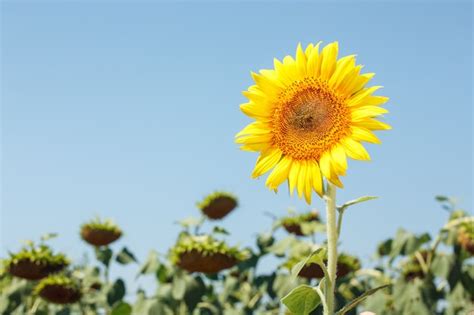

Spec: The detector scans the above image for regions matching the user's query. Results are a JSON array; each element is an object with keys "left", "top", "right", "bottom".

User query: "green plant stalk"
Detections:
[{"left": 324, "top": 183, "right": 338, "bottom": 315}]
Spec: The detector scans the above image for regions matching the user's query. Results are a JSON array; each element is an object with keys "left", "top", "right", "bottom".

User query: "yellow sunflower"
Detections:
[{"left": 235, "top": 41, "right": 390, "bottom": 204}]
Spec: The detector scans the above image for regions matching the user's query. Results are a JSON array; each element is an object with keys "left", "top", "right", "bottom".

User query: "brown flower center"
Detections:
[{"left": 272, "top": 78, "right": 351, "bottom": 160}]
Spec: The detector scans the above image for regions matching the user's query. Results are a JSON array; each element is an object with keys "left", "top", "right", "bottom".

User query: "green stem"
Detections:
[{"left": 324, "top": 183, "right": 338, "bottom": 315}]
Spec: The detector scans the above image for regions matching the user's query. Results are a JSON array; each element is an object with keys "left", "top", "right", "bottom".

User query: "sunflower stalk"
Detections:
[{"left": 324, "top": 182, "right": 338, "bottom": 315}]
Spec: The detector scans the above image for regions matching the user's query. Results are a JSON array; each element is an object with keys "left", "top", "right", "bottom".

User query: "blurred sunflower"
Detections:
[{"left": 236, "top": 41, "right": 390, "bottom": 203}]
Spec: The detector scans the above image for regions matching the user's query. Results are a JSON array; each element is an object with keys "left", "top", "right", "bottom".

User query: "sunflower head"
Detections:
[
  {"left": 236, "top": 42, "right": 390, "bottom": 203},
  {"left": 197, "top": 191, "right": 238, "bottom": 220},
  {"left": 80, "top": 218, "right": 122, "bottom": 247},
  {"left": 280, "top": 211, "right": 320, "bottom": 236},
  {"left": 170, "top": 234, "right": 248, "bottom": 274},
  {"left": 35, "top": 274, "right": 81, "bottom": 304},
  {"left": 457, "top": 221, "right": 474, "bottom": 255},
  {"left": 6, "top": 244, "right": 69, "bottom": 280},
  {"left": 284, "top": 247, "right": 360, "bottom": 279}
]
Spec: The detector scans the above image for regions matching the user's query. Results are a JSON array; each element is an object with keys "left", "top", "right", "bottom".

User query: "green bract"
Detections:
[
  {"left": 281, "top": 211, "right": 320, "bottom": 226},
  {"left": 80, "top": 218, "right": 122, "bottom": 234},
  {"left": 5, "top": 244, "right": 69, "bottom": 280},
  {"left": 170, "top": 234, "right": 247, "bottom": 264}
]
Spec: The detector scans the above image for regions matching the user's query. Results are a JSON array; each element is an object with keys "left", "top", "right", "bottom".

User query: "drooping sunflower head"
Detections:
[{"left": 236, "top": 42, "right": 390, "bottom": 203}]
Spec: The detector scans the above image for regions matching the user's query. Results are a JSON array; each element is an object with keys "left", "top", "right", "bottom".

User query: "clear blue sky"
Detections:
[{"left": 1, "top": 1, "right": 472, "bottom": 291}]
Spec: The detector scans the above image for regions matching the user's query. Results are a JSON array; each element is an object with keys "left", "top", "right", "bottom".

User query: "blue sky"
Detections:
[{"left": 1, "top": 1, "right": 472, "bottom": 292}]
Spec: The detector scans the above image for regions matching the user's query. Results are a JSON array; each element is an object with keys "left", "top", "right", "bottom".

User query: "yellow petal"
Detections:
[
  {"left": 307, "top": 41, "right": 322, "bottom": 77},
  {"left": 345, "top": 73, "right": 374, "bottom": 96},
  {"left": 288, "top": 160, "right": 301, "bottom": 196},
  {"left": 311, "top": 162, "right": 324, "bottom": 197},
  {"left": 351, "top": 126, "right": 381, "bottom": 144},
  {"left": 240, "top": 102, "right": 272, "bottom": 121},
  {"left": 252, "top": 149, "right": 282, "bottom": 178},
  {"left": 320, "top": 42, "right": 339, "bottom": 80},
  {"left": 295, "top": 43, "right": 307, "bottom": 77},
  {"left": 235, "top": 133, "right": 272, "bottom": 145},
  {"left": 355, "top": 118, "right": 392, "bottom": 130},
  {"left": 328, "top": 55, "right": 356, "bottom": 88},
  {"left": 235, "top": 121, "right": 270, "bottom": 138},
  {"left": 352, "top": 106, "right": 389, "bottom": 121},
  {"left": 341, "top": 138, "right": 371, "bottom": 161},
  {"left": 304, "top": 165, "right": 312, "bottom": 204},
  {"left": 297, "top": 160, "right": 307, "bottom": 199},
  {"left": 305, "top": 43, "right": 314, "bottom": 57},
  {"left": 266, "top": 156, "right": 292, "bottom": 189},
  {"left": 330, "top": 145, "right": 347, "bottom": 176},
  {"left": 319, "top": 152, "right": 332, "bottom": 181},
  {"left": 347, "top": 86, "right": 383, "bottom": 107}
]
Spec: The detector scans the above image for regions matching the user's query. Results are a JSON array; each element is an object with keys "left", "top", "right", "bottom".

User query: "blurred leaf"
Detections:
[
  {"left": 430, "top": 254, "right": 452, "bottom": 279},
  {"left": 137, "top": 250, "right": 160, "bottom": 276},
  {"left": 281, "top": 285, "right": 320, "bottom": 315},
  {"left": 95, "top": 247, "right": 113, "bottom": 268},
  {"left": 268, "top": 236, "right": 296, "bottom": 256},
  {"left": 335, "top": 284, "right": 390, "bottom": 315},
  {"left": 212, "top": 226, "right": 230, "bottom": 235},
  {"left": 300, "top": 221, "right": 325, "bottom": 235},
  {"left": 116, "top": 247, "right": 137, "bottom": 265},
  {"left": 107, "top": 279, "right": 126, "bottom": 306},
  {"left": 40, "top": 233, "right": 58, "bottom": 242},
  {"left": 290, "top": 247, "right": 326, "bottom": 280},
  {"left": 257, "top": 233, "right": 274, "bottom": 252},
  {"left": 177, "top": 217, "right": 203, "bottom": 228},
  {"left": 172, "top": 276, "right": 186, "bottom": 300},
  {"left": 111, "top": 302, "right": 132, "bottom": 315}
]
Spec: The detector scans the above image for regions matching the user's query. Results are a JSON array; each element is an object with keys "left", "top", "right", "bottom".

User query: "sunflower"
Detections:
[{"left": 235, "top": 42, "right": 390, "bottom": 203}]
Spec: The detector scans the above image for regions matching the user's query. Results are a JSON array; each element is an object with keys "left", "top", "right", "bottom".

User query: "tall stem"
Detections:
[{"left": 324, "top": 182, "right": 338, "bottom": 315}]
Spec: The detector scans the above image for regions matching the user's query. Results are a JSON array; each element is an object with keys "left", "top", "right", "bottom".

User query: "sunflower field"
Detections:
[{"left": 1, "top": 193, "right": 472, "bottom": 315}]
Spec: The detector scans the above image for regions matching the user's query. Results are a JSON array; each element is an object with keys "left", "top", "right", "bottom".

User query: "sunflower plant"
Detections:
[{"left": 236, "top": 41, "right": 390, "bottom": 314}]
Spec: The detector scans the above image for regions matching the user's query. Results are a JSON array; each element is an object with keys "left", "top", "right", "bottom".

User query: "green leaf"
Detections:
[
  {"left": 268, "top": 236, "right": 296, "bottom": 256},
  {"left": 338, "top": 196, "right": 378, "bottom": 212},
  {"left": 177, "top": 217, "right": 203, "bottom": 228},
  {"left": 95, "top": 247, "right": 113, "bottom": 267},
  {"left": 40, "top": 233, "right": 58, "bottom": 242},
  {"left": 172, "top": 276, "right": 186, "bottom": 300},
  {"left": 290, "top": 247, "right": 326, "bottom": 280},
  {"left": 300, "top": 221, "right": 325, "bottom": 235},
  {"left": 335, "top": 284, "right": 391, "bottom": 315},
  {"left": 281, "top": 285, "right": 321, "bottom": 315},
  {"left": 107, "top": 279, "right": 126, "bottom": 306},
  {"left": 137, "top": 250, "right": 160, "bottom": 276},
  {"left": 115, "top": 247, "right": 137, "bottom": 265},
  {"left": 111, "top": 302, "right": 132, "bottom": 315},
  {"left": 212, "top": 226, "right": 230, "bottom": 235}
]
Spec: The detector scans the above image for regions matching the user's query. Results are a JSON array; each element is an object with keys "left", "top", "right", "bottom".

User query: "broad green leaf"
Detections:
[
  {"left": 111, "top": 302, "right": 132, "bottom": 315},
  {"left": 95, "top": 247, "right": 113, "bottom": 267},
  {"left": 338, "top": 196, "right": 378, "bottom": 212},
  {"left": 267, "top": 236, "right": 296, "bottom": 256},
  {"left": 281, "top": 285, "right": 321, "bottom": 315},
  {"left": 116, "top": 247, "right": 137, "bottom": 265},
  {"left": 335, "top": 284, "right": 390, "bottom": 315},
  {"left": 137, "top": 250, "right": 160, "bottom": 276},
  {"left": 107, "top": 279, "right": 126, "bottom": 306},
  {"left": 300, "top": 221, "right": 325, "bottom": 235},
  {"left": 172, "top": 276, "right": 186, "bottom": 300}
]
